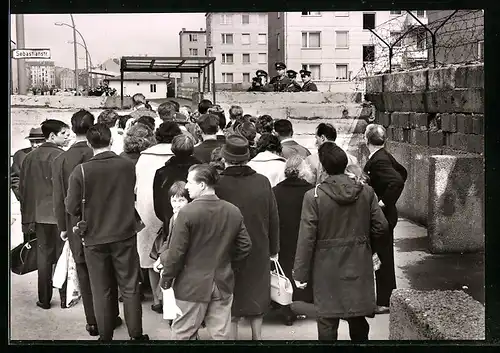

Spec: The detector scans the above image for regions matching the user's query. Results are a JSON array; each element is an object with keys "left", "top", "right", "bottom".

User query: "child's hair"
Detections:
[
  {"left": 345, "top": 164, "right": 370, "bottom": 185},
  {"left": 168, "top": 180, "right": 190, "bottom": 200}
]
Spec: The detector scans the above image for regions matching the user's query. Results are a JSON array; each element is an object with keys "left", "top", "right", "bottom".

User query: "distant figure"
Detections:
[
  {"left": 299, "top": 70, "right": 318, "bottom": 92},
  {"left": 97, "top": 109, "right": 123, "bottom": 155},
  {"left": 284, "top": 70, "right": 302, "bottom": 92},
  {"left": 269, "top": 62, "right": 293, "bottom": 92},
  {"left": 130, "top": 93, "right": 157, "bottom": 122}
]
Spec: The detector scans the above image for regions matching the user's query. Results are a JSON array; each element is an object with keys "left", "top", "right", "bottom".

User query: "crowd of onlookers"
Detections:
[{"left": 12, "top": 92, "right": 407, "bottom": 341}]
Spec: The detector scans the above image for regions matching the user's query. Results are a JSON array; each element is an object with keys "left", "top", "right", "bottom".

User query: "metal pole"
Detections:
[
  {"left": 211, "top": 62, "right": 216, "bottom": 104},
  {"left": 207, "top": 64, "right": 210, "bottom": 95},
  {"left": 120, "top": 69, "right": 124, "bottom": 109},
  {"left": 15, "top": 15, "right": 28, "bottom": 95},
  {"left": 70, "top": 15, "right": 79, "bottom": 95}
]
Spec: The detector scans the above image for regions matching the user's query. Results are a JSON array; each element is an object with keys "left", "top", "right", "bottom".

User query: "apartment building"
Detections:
[
  {"left": 206, "top": 12, "right": 268, "bottom": 84},
  {"left": 179, "top": 28, "right": 207, "bottom": 83},
  {"left": 268, "top": 11, "right": 428, "bottom": 81},
  {"left": 27, "top": 60, "right": 56, "bottom": 88}
]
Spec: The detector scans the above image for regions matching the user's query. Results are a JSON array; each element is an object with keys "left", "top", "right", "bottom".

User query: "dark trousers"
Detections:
[
  {"left": 374, "top": 227, "right": 396, "bottom": 307},
  {"left": 36, "top": 223, "right": 66, "bottom": 305},
  {"left": 84, "top": 235, "right": 142, "bottom": 340},
  {"left": 317, "top": 317, "right": 369, "bottom": 341}
]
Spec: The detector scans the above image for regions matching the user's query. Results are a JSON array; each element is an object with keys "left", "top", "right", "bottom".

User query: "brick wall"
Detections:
[{"left": 364, "top": 64, "right": 484, "bottom": 226}]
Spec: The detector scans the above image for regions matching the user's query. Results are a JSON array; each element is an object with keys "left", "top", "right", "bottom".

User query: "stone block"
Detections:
[
  {"left": 424, "top": 91, "right": 440, "bottom": 113},
  {"left": 366, "top": 75, "right": 384, "bottom": 93},
  {"left": 455, "top": 64, "right": 484, "bottom": 89},
  {"left": 443, "top": 132, "right": 453, "bottom": 148},
  {"left": 428, "top": 155, "right": 484, "bottom": 253},
  {"left": 377, "top": 111, "right": 391, "bottom": 127},
  {"left": 365, "top": 93, "right": 384, "bottom": 111},
  {"left": 436, "top": 90, "right": 454, "bottom": 112},
  {"left": 441, "top": 113, "right": 457, "bottom": 133},
  {"left": 410, "top": 113, "right": 428, "bottom": 130},
  {"left": 389, "top": 289, "right": 485, "bottom": 340},
  {"left": 382, "top": 92, "right": 395, "bottom": 112},
  {"left": 472, "top": 115, "right": 484, "bottom": 135},
  {"left": 452, "top": 88, "right": 484, "bottom": 114},
  {"left": 409, "top": 92, "right": 426, "bottom": 112},
  {"left": 450, "top": 132, "right": 468, "bottom": 151},
  {"left": 392, "top": 127, "right": 405, "bottom": 142},
  {"left": 400, "top": 93, "right": 413, "bottom": 112},
  {"left": 428, "top": 66, "right": 456, "bottom": 90},
  {"left": 402, "top": 129, "right": 411, "bottom": 143},
  {"left": 466, "top": 134, "right": 484, "bottom": 154},
  {"left": 456, "top": 113, "right": 474, "bottom": 134},
  {"left": 386, "top": 126, "right": 394, "bottom": 141},
  {"left": 411, "top": 129, "right": 429, "bottom": 146},
  {"left": 392, "top": 112, "right": 410, "bottom": 129},
  {"left": 428, "top": 130, "right": 445, "bottom": 148},
  {"left": 408, "top": 69, "right": 428, "bottom": 92}
]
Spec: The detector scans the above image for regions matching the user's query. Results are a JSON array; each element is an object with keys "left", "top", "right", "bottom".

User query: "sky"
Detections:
[{"left": 10, "top": 13, "right": 206, "bottom": 69}]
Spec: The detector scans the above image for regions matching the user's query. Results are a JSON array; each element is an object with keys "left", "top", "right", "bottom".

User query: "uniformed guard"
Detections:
[
  {"left": 248, "top": 70, "right": 273, "bottom": 92},
  {"left": 269, "top": 62, "right": 293, "bottom": 92},
  {"left": 299, "top": 69, "right": 318, "bottom": 92},
  {"left": 285, "top": 70, "right": 302, "bottom": 92}
]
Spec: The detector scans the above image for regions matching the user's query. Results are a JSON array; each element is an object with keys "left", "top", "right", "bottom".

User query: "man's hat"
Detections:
[
  {"left": 221, "top": 135, "right": 250, "bottom": 163},
  {"left": 256, "top": 70, "right": 268, "bottom": 77},
  {"left": 25, "top": 127, "right": 44, "bottom": 140},
  {"left": 300, "top": 69, "right": 312, "bottom": 77},
  {"left": 275, "top": 62, "right": 286, "bottom": 70},
  {"left": 287, "top": 70, "right": 298, "bottom": 79}
]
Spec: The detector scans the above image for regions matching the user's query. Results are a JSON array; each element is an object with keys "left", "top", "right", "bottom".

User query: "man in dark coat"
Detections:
[
  {"left": 52, "top": 110, "right": 121, "bottom": 336},
  {"left": 293, "top": 143, "right": 388, "bottom": 341},
  {"left": 273, "top": 156, "right": 314, "bottom": 326},
  {"left": 274, "top": 119, "right": 311, "bottom": 159},
  {"left": 159, "top": 164, "right": 252, "bottom": 340},
  {"left": 363, "top": 124, "right": 407, "bottom": 314},
  {"left": 214, "top": 135, "right": 280, "bottom": 340},
  {"left": 65, "top": 123, "right": 148, "bottom": 341},
  {"left": 300, "top": 69, "right": 318, "bottom": 92},
  {"left": 284, "top": 70, "right": 302, "bottom": 92},
  {"left": 269, "top": 62, "right": 293, "bottom": 92},
  {"left": 193, "top": 114, "right": 225, "bottom": 163},
  {"left": 19, "top": 119, "right": 71, "bottom": 309}
]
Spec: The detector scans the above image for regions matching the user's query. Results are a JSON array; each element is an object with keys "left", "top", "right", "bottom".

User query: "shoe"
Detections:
[
  {"left": 201, "top": 321, "right": 206, "bottom": 328},
  {"left": 151, "top": 304, "right": 163, "bottom": 314},
  {"left": 60, "top": 299, "right": 68, "bottom": 309},
  {"left": 118, "top": 296, "right": 123, "bottom": 303},
  {"left": 284, "top": 315, "right": 295, "bottom": 326},
  {"left": 86, "top": 324, "right": 99, "bottom": 337},
  {"left": 36, "top": 301, "right": 51, "bottom": 310},
  {"left": 115, "top": 316, "right": 123, "bottom": 329},
  {"left": 374, "top": 306, "right": 390, "bottom": 314},
  {"left": 130, "top": 334, "right": 149, "bottom": 341}
]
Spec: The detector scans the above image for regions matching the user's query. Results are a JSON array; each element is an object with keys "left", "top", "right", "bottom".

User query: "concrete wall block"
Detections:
[
  {"left": 382, "top": 92, "right": 395, "bottom": 112},
  {"left": 455, "top": 64, "right": 484, "bottom": 89},
  {"left": 436, "top": 90, "right": 454, "bottom": 112},
  {"left": 443, "top": 132, "right": 453, "bottom": 148},
  {"left": 408, "top": 69, "right": 428, "bottom": 92},
  {"left": 428, "top": 66, "right": 456, "bottom": 90},
  {"left": 410, "top": 112, "right": 428, "bottom": 130},
  {"left": 392, "top": 112, "right": 410, "bottom": 129},
  {"left": 392, "top": 127, "right": 405, "bottom": 142},
  {"left": 400, "top": 93, "right": 413, "bottom": 112},
  {"left": 402, "top": 129, "right": 411, "bottom": 143},
  {"left": 411, "top": 129, "right": 429, "bottom": 146},
  {"left": 441, "top": 113, "right": 457, "bottom": 132},
  {"left": 389, "top": 289, "right": 485, "bottom": 340},
  {"left": 424, "top": 91, "right": 440, "bottom": 113},
  {"left": 466, "top": 134, "right": 484, "bottom": 155},
  {"left": 429, "top": 130, "right": 445, "bottom": 148},
  {"left": 450, "top": 132, "right": 468, "bottom": 151},
  {"left": 378, "top": 111, "right": 391, "bottom": 127},
  {"left": 366, "top": 75, "right": 384, "bottom": 93},
  {"left": 386, "top": 126, "right": 394, "bottom": 141},
  {"left": 472, "top": 114, "right": 484, "bottom": 135},
  {"left": 365, "top": 93, "right": 385, "bottom": 111},
  {"left": 456, "top": 113, "right": 474, "bottom": 134},
  {"left": 409, "top": 92, "right": 426, "bottom": 112},
  {"left": 428, "top": 155, "right": 484, "bottom": 253},
  {"left": 452, "top": 88, "right": 484, "bottom": 114}
]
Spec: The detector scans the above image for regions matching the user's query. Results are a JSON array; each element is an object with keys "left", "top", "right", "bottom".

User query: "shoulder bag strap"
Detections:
[{"left": 80, "top": 164, "right": 86, "bottom": 222}]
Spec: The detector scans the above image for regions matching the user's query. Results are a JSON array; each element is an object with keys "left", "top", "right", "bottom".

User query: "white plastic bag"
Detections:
[
  {"left": 270, "top": 259, "right": 293, "bottom": 306},
  {"left": 66, "top": 248, "right": 81, "bottom": 307},
  {"left": 53, "top": 241, "right": 69, "bottom": 289},
  {"left": 162, "top": 287, "right": 182, "bottom": 320}
]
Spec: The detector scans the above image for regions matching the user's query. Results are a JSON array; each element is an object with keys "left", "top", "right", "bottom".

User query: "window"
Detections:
[
  {"left": 363, "top": 45, "right": 375, "bottom": 62},
  {"left": 277, "top": 33, "right": 281, "bottom": 50},
  {"left": 242, "top": 33, "right": 250, "bottom": 45},
  {"left": 221, "top": 53, "right": 234, "bottom": 64},
  {"left": 243, "top": 73, "right": 250, "bottom": 82},
  {"left": 301, "top": 64, "right": 321, "bottom": 80},
  {"left": 222, "top": 73, "right": 234, "bottom": 83},
  {"left": 391, "top": 31, "right": 402, "bottom": 47},
  {"left": 301, "top": 11, "right": 321, "bottom": 16},
  {"left": 416, "top": 10, "right": 425, "bottom": 17},
  {"left": 478, "top": 40, "right": 484, "bottom": 60},
  {"left": 335, "top": 12, "right": 349, "bottom": 17},
  {"left": 222, "top": 33, "right": 234, "bottom": 44},
  {"left": 302, "top": 32, "right": 321, "bottom": 48},
  {"left": 258, "top": 53, "right": 267, "bottom": 64},
  {"left": 390, "top": 10, "right": 402, "bottom": 15},
  {"left": 363, "top": 13, "right": 375, "bottom": 30},
  {"left": 189, "top": 48, "right": 198, "bottom": 56},
  {"left": 220, "top": 14, "right": 233, "bottom": 25},
  {"left": 150, "top": 84, "right": 157, "bottom": 93},
  {"left": 258, "top": 34, "right": 267, "bottom": 45},
  {"left": 258, "top": 13, "right": 266, "bottom": 24},
  {"left": 336, "top": 64, "right": 348, "bottom": 80},
  {"left": 242, "top": 14, "right": 250, "bottom": 24},
  {"left": 189, "top": 34, "right": 198, "bottom": 42},
  {"left": 242, "top": 53, "right": 251, "bottom": 64},
  {"left": 335, "top": 31, "right": 349, "bottom": 48}
]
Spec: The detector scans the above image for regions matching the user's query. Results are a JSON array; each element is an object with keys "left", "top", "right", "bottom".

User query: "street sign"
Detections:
[{"left": 12, "top": 49, "right": 51, "bottom": 59}]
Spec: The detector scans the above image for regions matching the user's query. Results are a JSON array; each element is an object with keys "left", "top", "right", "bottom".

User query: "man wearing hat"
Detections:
[
  {"left": 299, "top": 69, "right": 318, "bottom": 92},
  {"left": 248, "top": 70, "right": 273, "bottom": 92},
  {"left": 11, "top": 127, "right": 45, "bottom": 203},
  {"left": 269, "top": 62, "right": 293, "bottom": 92},
  {"left": 285, "top": 70, "right": 302, "bottom": 92}
]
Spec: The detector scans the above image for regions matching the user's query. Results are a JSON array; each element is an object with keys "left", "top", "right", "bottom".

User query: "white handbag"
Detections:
[{"left": 270, "top": 259, "right": 293, "bottom": 306}]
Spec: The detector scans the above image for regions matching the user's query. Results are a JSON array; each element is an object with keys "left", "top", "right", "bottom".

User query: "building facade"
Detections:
[
  {"left": 107, "top": 72, "right": 170, "bottom": 99},
  {"left": 179, "top": 28, "right": 207, "bottom": 83},
  {"left": 206, "top": 12, "right": 268, "bottom": 84},
  {"left": 27, "top": 60, "right": 56, "bottom": 88},
  {"left": 268, "top": 11, "right": 429, "bottom": 82}
]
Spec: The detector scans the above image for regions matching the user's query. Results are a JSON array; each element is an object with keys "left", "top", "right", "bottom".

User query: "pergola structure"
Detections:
[{"left": 119, "top": 56, "right": 217, "bottom": 108}]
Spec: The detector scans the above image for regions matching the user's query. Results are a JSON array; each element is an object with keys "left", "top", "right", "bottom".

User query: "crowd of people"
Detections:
[{"left": 12, "top": 92, "right": 408, "bottom": 341}]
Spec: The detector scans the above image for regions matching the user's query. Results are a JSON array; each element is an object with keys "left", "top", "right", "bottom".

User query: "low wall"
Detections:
[
  {"left": 10, "top": 95, "right": 133, "bottom": 109},
  {"left": 389, "top": 289, "right": 485, "bottom": 340}
]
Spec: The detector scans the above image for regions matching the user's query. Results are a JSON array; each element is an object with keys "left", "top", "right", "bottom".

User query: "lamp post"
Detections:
[{"left": 68, "top": 41, "right": 94, "bottom": 89}]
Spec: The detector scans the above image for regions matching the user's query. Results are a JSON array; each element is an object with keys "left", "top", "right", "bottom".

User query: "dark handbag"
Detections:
[
  {"left": 11, "top": 238, "right": 37, "bottom": 275},
  {"left": 149, "top": 226, "right": 166, "bottom": 261}
]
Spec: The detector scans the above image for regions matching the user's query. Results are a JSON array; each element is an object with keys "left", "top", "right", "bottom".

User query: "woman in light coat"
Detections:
[
  {"left": 135, "top": 121, "right": 183, "bottom": 312},
  {"left": 247, "top": 133, "right": 286, "bottom": 187}
]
